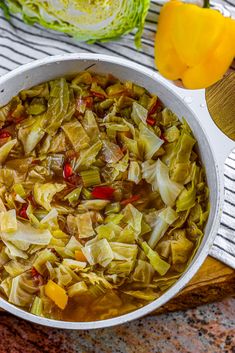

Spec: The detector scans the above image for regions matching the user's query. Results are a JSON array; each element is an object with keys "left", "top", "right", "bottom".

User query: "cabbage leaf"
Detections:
[
  {"left": 148, "top": 207, "right": 178, "bottom": 248},
  {"left": 82, "top": 238, "right": 113, "bottom": 267},
  {"left": 156, "top": 159, "right": 183, "bottom": 207},
  {"left": 33, "top": 182, "right": 66, "bottom": 211}
]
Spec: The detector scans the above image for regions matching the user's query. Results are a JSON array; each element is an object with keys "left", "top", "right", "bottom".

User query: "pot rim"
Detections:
[{"left": 0, "top": 53, "right": 222, "bottom": 330}]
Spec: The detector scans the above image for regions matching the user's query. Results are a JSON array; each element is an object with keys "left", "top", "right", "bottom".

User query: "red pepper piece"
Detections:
[
  {"left": 63, "top": 162, "right": 73, "bottom": 179},
  {"left": 31, "top": 267, "right": 40, "bottom": 278},
  {"left": 91, "top": 91, "right": 106, "bottom": 99},
  {"left": 121, "top": 195, "right": 140, "bottom": 206},
  {"left": 146, "top": 117, "right": 156, "bottom": 126},
  {"left": 92, "top": 186, "right": 115, "bottom": 200},
  {"left": 76, "top": 96, "right": 93, "bottom": 111},
  {"left": 15, "top": 118, "right": 24, "bottom": 124},
  {"left": 19, "top": 204, "right": 29, "bottom": 219},
  {"left": 84, "top": 96, "right": 93, "bottom": 108},
  {"left": 31, "top": 267, "right": 44, "bottom": 286},
  {"left": 0, "top": 131, "right": 11, "bottom": 139},
  {"left": 148, "top": 99, "right": 162, "bottom": 116},
  {"left": 27, "top": 193, "right": 37, "bottom": 208}
]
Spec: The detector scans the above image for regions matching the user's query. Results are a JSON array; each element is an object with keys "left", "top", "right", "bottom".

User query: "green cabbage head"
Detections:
[{"left": 5, "top": 0, "right": 150, "bottom": 47}]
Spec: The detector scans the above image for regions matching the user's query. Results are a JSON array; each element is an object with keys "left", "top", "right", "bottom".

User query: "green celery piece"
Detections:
[
  {"left": 80, "top": 169, "right": 101, "bottom": 187},
  {"left": 31, "top": 296, "right": 43, "bottom": 316}
]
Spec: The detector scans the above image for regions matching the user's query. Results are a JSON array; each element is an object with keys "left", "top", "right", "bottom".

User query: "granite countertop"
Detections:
[{"left": 0, "top": 297, "right": 234, "bottom": 353}]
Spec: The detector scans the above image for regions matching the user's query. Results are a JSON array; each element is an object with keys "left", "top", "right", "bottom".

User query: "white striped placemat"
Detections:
[{"left": 0, "top": 0, "right": 234, "bottom": 268}]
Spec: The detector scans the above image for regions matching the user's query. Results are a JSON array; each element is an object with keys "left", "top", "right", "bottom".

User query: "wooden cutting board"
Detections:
[{"left": 154, "top": 256, "right": 235, "bottom": 314}]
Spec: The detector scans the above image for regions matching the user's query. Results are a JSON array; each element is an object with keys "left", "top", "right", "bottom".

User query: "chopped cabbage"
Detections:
[
  {"left": 148, "top": 207, "right": 178, "bottom": 248},
  {"left": 82, "top": 239, "right": 113, "bottom": 267},
  {"left": 156, "top": 159, "right": 183, "bottom": 207},
  {"left": 0, "top": 209, "right": 17, "bottom": 233},
  {"left": 76, "top": 212, "right": 95, "bottom": 238},
  {"left": 133, "top": 259, "right": 154, "bottom": 284},
  {"left": 62, "top": 119, "right": 90, "bottom": 151},
  {"left": 18, "top": 116, "right": 45, "bottom": 154},
  {"left": 110, "top": 242, "right": 138, "bottom": 261},
  {"left": 122, "top": 204, "right": 143, "bottom": 236},
  {"left": 0, "top": 139, "right": 17, "bottom": 165},
  {"left": 131, "top": 102, "right": 148, "bottom": 125},
  {"left": 33, "top": 183, "right": 66, "bottom": 211},
  {"left": 139, "top": 123, "right": 164, "bottom": 160},
  {"left": 142, "top": 242, "right": 170, "bottom": 276},
  {"left": 0, "top": 71, "right": 209, "bottom": 321}
]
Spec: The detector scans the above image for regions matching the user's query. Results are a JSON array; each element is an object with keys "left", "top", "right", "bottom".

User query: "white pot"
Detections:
[{"left": 0, "top": 54, "right": 233, "bottom": 330}]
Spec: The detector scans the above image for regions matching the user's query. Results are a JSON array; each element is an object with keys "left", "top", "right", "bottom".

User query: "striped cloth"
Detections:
[{"left": 0, "top": 0, "right": 234, "bottom": 268}]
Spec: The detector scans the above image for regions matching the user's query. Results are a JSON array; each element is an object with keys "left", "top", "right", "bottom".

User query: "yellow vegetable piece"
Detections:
[
  {"left": 75, "top": 250, "right": 87, "bottom": 262},
  {"left": 155, "top": 0, "right": 235, "bottom": 89},
  {"left": 44, "top": 280, "right": 68, "bottom": 310}
]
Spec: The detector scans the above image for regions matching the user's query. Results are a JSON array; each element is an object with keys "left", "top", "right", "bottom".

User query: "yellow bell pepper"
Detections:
[
  {"left": 45, "top": 280, "right": 68, "bottom": 310},
  {"left": 155, "top": 0, "right": 235, "bottom": 89}
]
